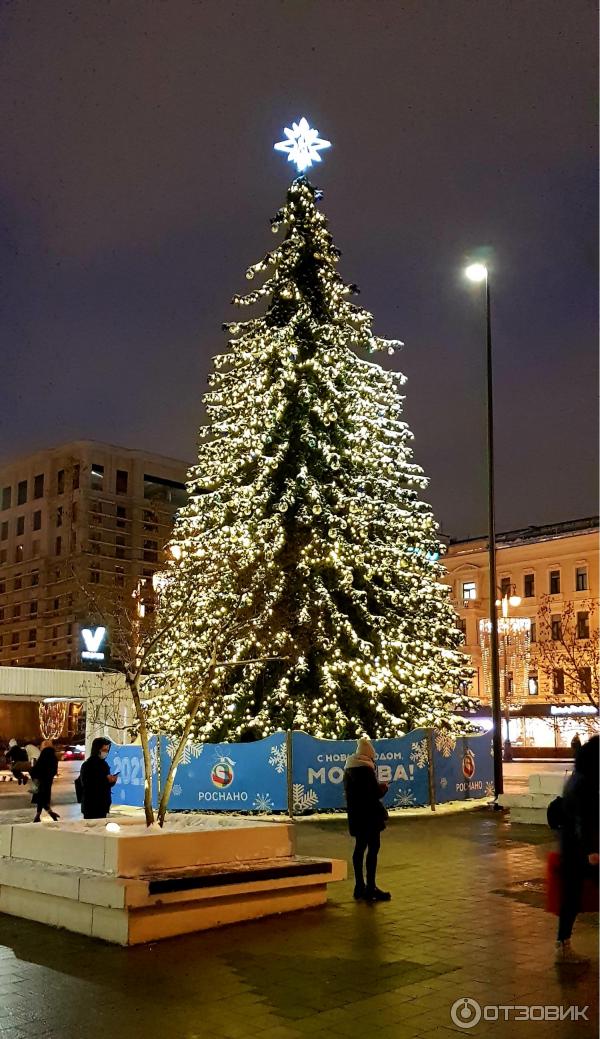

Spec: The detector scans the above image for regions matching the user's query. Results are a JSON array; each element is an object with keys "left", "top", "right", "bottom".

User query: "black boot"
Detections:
[
  {"left": 353, "top": 883, "right": 367, "bottom": 900},
  {"left": 365, "top": 887, "right": 391, "bottom": 902}
]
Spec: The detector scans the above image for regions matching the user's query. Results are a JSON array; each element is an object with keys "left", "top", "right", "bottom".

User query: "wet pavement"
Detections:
[{"left": 0, "top": 809, "right": 597, "bottom": 1039}]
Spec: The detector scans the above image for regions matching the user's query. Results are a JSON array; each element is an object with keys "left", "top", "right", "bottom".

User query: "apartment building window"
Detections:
[
  {"left": 551, "top": 615, "right": 561, "bottom": 641},
  {"left": 143, "top": 474, "right": 187, "bottom": 507},
  {"left": 89, "top": 568, "right": 100, "bottom": 584},
  {"left": 14, "top": 574, "right": 22, "bottom": 591},
  {"left": 33, "top": 510, "right": 42, "bottom": 531},
  {"left": 15, "top": 544, "right": 23, "bottom": 562},
  {"left": 577, "top": 611, "right": 590, "bottom": 639},
  {"left": 91, "top": 464, "right": 104, "bottom": 490},
  {"left": 72, "top": 502, "right": 78, "bottom": 523},
  {"left": 143, "top": 509, "right": 158, "bottom": 532},
  {"left": 143, "top": 539, "right": 158, "bottom": 563},
  {"left": 0, "top": 607, "right": 3, "bottom": 622},
  {"left": 16, "top": 516, "right": 25, "bottom": 536},
  {"left": 30, "top": 601, "right": 38, "bottom": 617},
  {"left": 462, "top": 581, "right": 477, "bottom": 601},
  {"left": 89, "top": 534, "right": 101, "bottom": 555},
  {"left": 116, "top": 469, "right": 128, "bottom": 494},
  {"left": 53, "top": 597, "right": 59, "bottom": 612},
  {"left": 116, "top": 506, "right": 127, "bottom": 529},
  {"left": 0, "top": 549, "right": 7, "bottom": 565},
  {"left": 457, "top": 617, "right": 467, "bottom": 642},
  {"left": 575, "top": 566, "right": 588, "bottom": 592},
  {"left": 0, "top": 522, "right": 7, "bottom": 541},
  {"left": 528, "top": 673, "right": 539, "bottom": 696},
  {"left": 579, "top": 667, "right": 592, "bottom": 698},
  {"left": 72, "top": 465, "right": 80, "bottom": 491},
  {"left": 500, "top": 576, "right": 511, "bottom": 598},
  {"left": 549, "top": 570, "right": 561, "bottom": 595},
  {"left": 0, "top": 578, "right": 5, "bottom": 593},
  {"left": 55, "top": 536, "right": 62, "bottom": 556},
  {"left": 530, "top": 621, "right": 537, "bottom": 643},
  {"left": 17, "top": 480, "right": 27, "bottom": 505},
  {"left": 523, "top": 573, "right": 535, "bottom": 598},
  {"left": 115, "top": 565, "right": 125, "bottom": 587},
  {"left": 33, "top": 474, "right": 44, "bottom": 499},
  {"left": 31, "top": 540, "right": 40, "bottom": 558},
  {"left": 115, "top": 535, "right": 126, "bottom": 559},
  {"left": 31, "top": 570, "right": 39, "bottom": 587},
  {"left": 57, "top": 469, "right": 65, "bottom": 494},
  {"left": 28, "top": 629, "right": 36, "bottom": 648},
  {"left": 552, "top": 669, "right": 565, "bottom": 696},
  {"left": 1, "top": 487, "right": 11, "bottom": 510},
  {"left": 12, "top": 604, "right": 21, "bottom": 619},
  {"left": 11, "top": 632, "right": 19, "bottom": 649},
  {"left": 56, "top": 506, "right": 63, "bottom": 528}
]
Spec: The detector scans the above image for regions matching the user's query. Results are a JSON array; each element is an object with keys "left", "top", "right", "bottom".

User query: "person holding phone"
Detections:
[{"left": 79, "top": 737, "right": 119, "bottom": 820}]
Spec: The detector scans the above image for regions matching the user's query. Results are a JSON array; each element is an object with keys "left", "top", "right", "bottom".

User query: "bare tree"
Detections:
[{"left": 536, "top": 596, "right": 599, "bottom": 711}]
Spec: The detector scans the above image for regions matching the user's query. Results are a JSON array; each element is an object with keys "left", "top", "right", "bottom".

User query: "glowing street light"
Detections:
[{"left": 465, "top": 262, "right": 488, "bottom": 283}]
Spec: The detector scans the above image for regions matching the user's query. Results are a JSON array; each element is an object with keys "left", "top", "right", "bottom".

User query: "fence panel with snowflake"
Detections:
[
  {"left": 432, "top": 731, "right": 494, "bottom": 803},
  {"left": 158, "top": 732, "right": 288, "bottom": 812},
  {"left": 110, "top": 738, "right": 159, "bottom": 808},
  {"left": 291, "top": 729, "right": 430, "bottom": 813}
]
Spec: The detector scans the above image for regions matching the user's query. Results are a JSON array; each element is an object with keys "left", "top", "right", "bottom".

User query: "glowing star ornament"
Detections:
[{"left": 274, "top": 117, "right": 331, "bottom": 173}]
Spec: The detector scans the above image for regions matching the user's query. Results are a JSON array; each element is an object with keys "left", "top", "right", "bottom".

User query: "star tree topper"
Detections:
[{"left": 274, "top": 117, "right": 331, "bottom": 173}]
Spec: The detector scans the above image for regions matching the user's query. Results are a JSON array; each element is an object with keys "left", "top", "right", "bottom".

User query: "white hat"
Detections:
[{"left": 356, "top": 735, "right": 375, "bottom": 760}]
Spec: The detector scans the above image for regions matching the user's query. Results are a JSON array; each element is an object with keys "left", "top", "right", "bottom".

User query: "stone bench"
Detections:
[
  {"left": 0, "top": 818, "right": 346, "bottom": 944},
  {"left": 498, "top": 771, "right": 568, "bottom": 824}
]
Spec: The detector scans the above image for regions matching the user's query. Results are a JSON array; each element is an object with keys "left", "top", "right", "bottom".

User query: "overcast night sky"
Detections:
[{"left": 1, "top": 0, "right": 597, "bottom": 539}]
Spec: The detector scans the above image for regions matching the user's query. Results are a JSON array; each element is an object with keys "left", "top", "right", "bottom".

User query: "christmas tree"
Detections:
[{"left": 148, "top": 120, "right": 475, "bottom": 742}]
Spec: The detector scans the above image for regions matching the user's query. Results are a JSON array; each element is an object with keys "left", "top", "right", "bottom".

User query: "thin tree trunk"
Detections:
[{"left": 128, "top": 675, "right": 155, "bottom": 826}]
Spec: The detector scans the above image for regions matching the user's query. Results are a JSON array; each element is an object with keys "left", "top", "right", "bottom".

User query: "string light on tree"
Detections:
[{"left": 146, "top": 122, "right": 476, "bottom": 742}]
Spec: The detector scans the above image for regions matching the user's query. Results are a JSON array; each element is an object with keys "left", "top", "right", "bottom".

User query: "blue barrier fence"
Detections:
[{"left": 107, "top": 729, "right": 494, "bottom": 813}]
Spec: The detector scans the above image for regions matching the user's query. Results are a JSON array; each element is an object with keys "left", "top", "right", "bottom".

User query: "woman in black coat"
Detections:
[
  {"left": 79, "top": 738, "right": 118, "bottom": 819},
  {"left": 555, "top": 735, "right": 599, "bottom": 963},
  {"left": 31, "top": 743, "right": 59, "bottom": 822},
  {"left": 344, "top": 736, "right": 391, "bottom": 902}
]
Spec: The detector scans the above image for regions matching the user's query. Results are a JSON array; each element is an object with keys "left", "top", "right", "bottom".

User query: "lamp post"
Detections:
[
  {"left": 495, "top": 586, "right": 522, "bottom": 762},
  {"left": 465, "top": 262, "right": 503, "bottom": 798}
]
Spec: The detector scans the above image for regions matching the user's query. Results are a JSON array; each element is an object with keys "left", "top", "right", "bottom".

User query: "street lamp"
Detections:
[{"left": 464, "top": 261, "right": 504, "bottom": 799}]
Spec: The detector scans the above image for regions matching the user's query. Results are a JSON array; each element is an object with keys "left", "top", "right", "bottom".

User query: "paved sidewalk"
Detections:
[{"left": 0, "top": 810, "right": 597, "bottom": 1039}]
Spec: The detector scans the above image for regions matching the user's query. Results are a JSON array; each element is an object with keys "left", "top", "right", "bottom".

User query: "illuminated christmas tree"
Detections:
[{"left": 148, "top": 120, "right": 475, "bottom": 741}]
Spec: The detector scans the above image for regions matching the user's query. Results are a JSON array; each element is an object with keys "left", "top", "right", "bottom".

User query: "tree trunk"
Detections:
[{"left": 128, "top": 676, "right": 155, "bottom": 826}]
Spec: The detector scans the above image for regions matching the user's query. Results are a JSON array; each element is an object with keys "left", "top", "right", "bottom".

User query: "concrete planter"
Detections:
[{"left": 0, "top": 817, "right": 346, "bottom": 945}]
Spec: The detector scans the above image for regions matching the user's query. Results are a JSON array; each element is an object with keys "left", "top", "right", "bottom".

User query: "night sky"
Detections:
[{"left": 1, "top": 1, "right": 597, "bottom": 539}]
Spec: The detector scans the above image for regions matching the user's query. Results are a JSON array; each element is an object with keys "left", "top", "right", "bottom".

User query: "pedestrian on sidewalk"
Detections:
[
  {"left": 570, "top": 732, "right": 582, "bottom": 755},
  {"left": 555, "top": 734, "right": 599, "bottom": 963},
  {"left": 31, "top": 742, "right": 60, "bottom": 822},
  {"left": 6, "top": 739, "right": 30, "bottom": 785},
  {"left": 344, "top": 735, "right": 391, "bottom": 902},
  {"left": 79, "top": 738, "right": 118, "bottom": 819}
]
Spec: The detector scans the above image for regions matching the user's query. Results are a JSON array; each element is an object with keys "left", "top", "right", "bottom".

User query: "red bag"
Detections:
[{"left": 546, "top": 851, "right": 599, "bottom": 915}]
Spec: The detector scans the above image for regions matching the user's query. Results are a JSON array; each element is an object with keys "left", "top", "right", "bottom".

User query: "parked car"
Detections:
[{"left": 61, "top": 745, "right": 85, "bottom": 761}]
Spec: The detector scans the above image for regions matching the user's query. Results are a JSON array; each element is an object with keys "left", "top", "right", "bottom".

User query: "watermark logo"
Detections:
[
  {"left": 450, "top": 998, "right": 589, "bottom": 1028},
  {"left": 451, "top": 999, "right": 481, "bottom": 1029}
]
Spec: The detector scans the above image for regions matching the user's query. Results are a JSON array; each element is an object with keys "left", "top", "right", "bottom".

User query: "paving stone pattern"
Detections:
[{"left": 0, "top": 810, "right": 597, "bottom": 1039}]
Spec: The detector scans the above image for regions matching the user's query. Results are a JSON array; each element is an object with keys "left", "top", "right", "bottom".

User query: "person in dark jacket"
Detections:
[
  {"left": 555, "top": 735, "right": 599, "bottom": 963},
  {"left": 79, "top": 738, "right": 118, "bottom": 819},
  {"left": 6, "top": 739, "right": 30, "bottom": 785},
  {"left": 31, "top": 742, "right": 60, "bottom": 822},
  {"left": 344, "top": 736, "right": 391, "bottom": 902}
]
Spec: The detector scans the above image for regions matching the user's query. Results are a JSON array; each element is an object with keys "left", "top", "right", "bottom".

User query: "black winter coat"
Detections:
[
  {"left": 80, "top": 755, "right": 112, "bottom": 819},
  {"left": 560, "top": 770, "right": 599, "bottom": 863},
  {"left": 31, "top": 748, "right": 58, "bottom": 808},
  {"left": 344, "top": 765, "right": 388, "bottom": 837}
]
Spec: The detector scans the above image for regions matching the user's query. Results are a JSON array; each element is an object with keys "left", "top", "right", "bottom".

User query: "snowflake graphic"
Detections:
[
  {"left": 253, "top": 793, "right": 274, "bottom": 813},
  {"left": 393, "top": 788, "right": 416, "bottom": 808},
  {"left": 440, "top": 777, "right": 448, "bottom": 789},
  {"left": 434, "top": 730, "right": 456, "bottom": 758},
  {"left": 292, "top": 784, "right": 319, "bottom": 813},
  {"left": 166, "top": 740, "right": 204, "bottom": 765},
  {"left": 410, "top": 738, "right": 429, "bottom": 770},
  {"left": 119, "top": 789, "right": 126, "bottom": 801},
  {"left": 172, "top": 784, "right": 182, "bottom": 798},
  {"left": 149, "top": 744, "right": 159, "bottom": 775},
  {"left": 268, "top": 742, "right": 287, "bottom": 774},
  {"left": 485, "top": 781, "right": 495, "bottom": 797}
]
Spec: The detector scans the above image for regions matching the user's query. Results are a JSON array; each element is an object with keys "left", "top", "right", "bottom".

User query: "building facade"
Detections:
[
  {"left": 443, "top": 517, "right": 599, "bottom": 751},
  {"left": 0, "top": 442, "right": 188, "bottom": 671}
]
